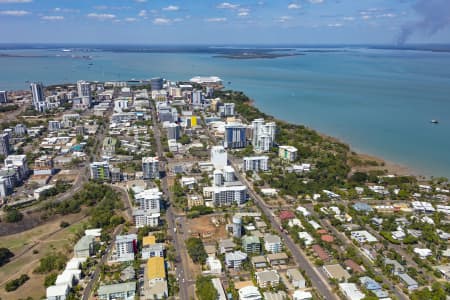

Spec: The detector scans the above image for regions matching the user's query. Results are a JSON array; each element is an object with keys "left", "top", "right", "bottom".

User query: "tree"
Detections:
[
  {"left": 4, "top": 209, "right": 23, "bottom": 223},
  {"left": 350, "top": 172, "right": 369, "bottom": 184},
  {"left": 195, "top": 276, "right": 218, "bottom": 300},
  {"left": 179, "top": 135, "right": 191, "bottom": 145},
  {"left": 186, "top": 238, "right": 207, "bottom": 264},
  {"left": 5, "top": 274, "right": 29, "bottom": 292},
  {"left": 44, "top": 273, "right": 57, "bottom": 287},
  {"left": 0, "top": 248, "right": 14, "bottom": 267}
]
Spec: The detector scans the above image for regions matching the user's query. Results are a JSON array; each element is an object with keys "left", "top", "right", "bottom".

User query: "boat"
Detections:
[{"left": 431, "top": 120, "right": 439, "bottom": 124}]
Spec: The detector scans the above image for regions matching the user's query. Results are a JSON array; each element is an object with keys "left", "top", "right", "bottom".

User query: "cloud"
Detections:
[
  {"left": 135, "top": 0, "right": 146, "bottom": 2},
  {"left": 205, "top": 17, "right": 227, "bottom": 22},
  {"left": 54, "top": 7, "right": 79, "bottom": 13},
  {"left": 276, "top": 16, "right": 292, "bottom": 23},
  {"left": 237, "top": 8, "right": 249, "bottom": 17},
  {"left": 398, "top": 0, "right": 450, "bottom": 45},
  {"left": 308, "top": 0, "right": 324, "bottom": 3},
  {"left": 0, "top": 10, "right": 29, "bottom": 16},
  {"left": 124, "top": 17, "right": 137, "bottom": 22},
  {"left": 0, "top": 0, "right": 32, "bottom": 3},
  {"left": 153, "top": 17, "right": 171, "bottom": 25},
  {"left": 217, "top": 2, "right": 239, "bottom": 9},
  {"left": 138, "top": 9, "right": 147, "bottom": 17},
  {"left": 288, "top": 3, "right": 301, "bottom": 10},
  {"left": 87, "top": 13, "right": 116, "bottom": 20},
  {"left": 41, "top": 15, "right": 64, "bottom": 20},
  {"left": 328, "top": 23, "right": 343, "bottom": 27},
  {"left": 342, "top": 16, "right": 355, "bottom": 21},
  {"left": 163, "top": 5, "right": 179, "bottom": 11}
]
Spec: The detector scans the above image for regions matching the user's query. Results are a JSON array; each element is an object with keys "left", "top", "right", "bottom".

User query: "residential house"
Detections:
[
  {"left": 225, "top": 251, "right": 247, "bottom": 269},
  {"left": 286, "top": 268, "right": 306, "bottom": 289},
  {"left": 267, "top": 253, "right": 288, "bottom": 266},
  {"left": 256, "top": 270, "right": 280, "bottom": 288},
  {"left": 74, "top": 235, "right": 95, "bottom": 258},
  {"left": 98, "top": 281, "right": 136, "bottom": 300},
  {"left": 242, "top": 235, "right": 261, "bottom": 254}
]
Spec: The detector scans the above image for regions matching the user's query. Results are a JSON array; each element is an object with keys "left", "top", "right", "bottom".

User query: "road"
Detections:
[
  {"left": 230, "top": 159, "right": 339, "bottom": 300},
  {"left": 303, "top": 204, "right": 409, "bottom": 300},
  {"left": 201, "top": 111, "right": 337, "bottom": 300},
  {"left": 150, "top": 100, "right": 191, "bottom": 300},
  {"left": 82, "top": 224, "right": 124, "bottom": 300}
]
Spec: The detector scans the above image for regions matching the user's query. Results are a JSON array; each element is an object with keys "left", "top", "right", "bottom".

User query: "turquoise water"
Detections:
[{"left": 1, "top": 48, "right": 450, "bottom": 177}]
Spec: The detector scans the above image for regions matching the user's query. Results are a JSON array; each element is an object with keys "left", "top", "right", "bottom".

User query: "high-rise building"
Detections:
[
  {"left": 135, "top": 188, "right": 162, "bottom": 212},
  {"left": 115, "top": 234, "right": 137, "bottom": 262},
  {"left": 192, "top": 90, "right": 203, "bottom": 106},
  {"left": 224, "top": 125, "right": 247, "bottom": 149},
  {"left": 0, "top": 91, "right": 8, "bottom": 103},
  {"left": 90, "top": 161, "right": 110, "bottom": 181},
  {"left": 167, "top": 123, "right": 180, "bottom": 140},
  {"left": 252, "top": 119, "right": 276, "bottom": 153},
  {"left": 203, "top": 185, "right": 247, "bottom": 206},
  {"left": 4, "top": 155, "right": 28, "bottom": 180},
  {"left": 223, "top": 166, "right": 235, "bottom": 182},
  {"left": 14, "top": 124, "right": 27, "bottom": 136},
  {"left": 48, "top": 120, "right": 61, "bottom": 132},
  {"left": 151, "top": 77, "right": 164, "bottom": 90},
  {"left": 211, "top": 146, "right": 228, "bottom": 169},
  {"left": 0, "top": 133, "right": 11, "bottom": 156},
  {"left": 232, "top": 216, "right": 242, "bottom": 238},
  {"left": 77, "top": 80, "right": 91, "bottom": 98},
  {"left": 243, "top": 156, "right": 269, "bottom": 172},
  {"left": 30, "top": 82, "right": 47, "bottom": 112},
  {"left": 213, "top": 169, "right": 224, "bottom": 186},
  {"left": 219, "top": 103, "right": 235, "bottom": 117},
  {"left": 142, "top": 157, "right": 160, "bottom": 179}
]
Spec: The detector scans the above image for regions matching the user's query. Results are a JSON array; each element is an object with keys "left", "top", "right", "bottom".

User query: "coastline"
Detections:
[{"left": 247, "top": 96, "right": 424, "bottom": 180}]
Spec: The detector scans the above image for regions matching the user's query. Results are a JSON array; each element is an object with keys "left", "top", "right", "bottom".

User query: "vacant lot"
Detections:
[
  {"left": 0, "top": 213, "right": 87, "bottom": 300},
  {"left": 187, "top": 214, "right": 228, "bottom": 241}
]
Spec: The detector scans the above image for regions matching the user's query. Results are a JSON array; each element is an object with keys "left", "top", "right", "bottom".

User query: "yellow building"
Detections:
[
  {"left": 191, "top": 116, "right": 198, "bottom": 127},
  {"left": 143, "top": 235, "right": 156, "bottom": 247},
  {"left": 147, "top": 257, "right": 166, "bottom": 282}
]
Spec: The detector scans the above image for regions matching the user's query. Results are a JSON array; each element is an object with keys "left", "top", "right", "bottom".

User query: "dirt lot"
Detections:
[
  {"left": 186, "top": 214, "right": 228, "bottom": 241},
  {"left": 0, "top": 213, "right": 88, "bottom": 300}
]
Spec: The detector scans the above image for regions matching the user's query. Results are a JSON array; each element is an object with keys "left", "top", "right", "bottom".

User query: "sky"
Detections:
[{"left": 0, "top": 0, "right": 449, "bottom": 45}]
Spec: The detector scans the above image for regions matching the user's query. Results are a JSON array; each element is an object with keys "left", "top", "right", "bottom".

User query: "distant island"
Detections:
[{"left": 214, "top": 52, "right": 302, "bottom": 59}]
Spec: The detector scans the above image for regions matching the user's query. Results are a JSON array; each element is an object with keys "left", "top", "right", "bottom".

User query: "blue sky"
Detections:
[{"left": 0, "top": 0, "right": 449, "bottom": 44}]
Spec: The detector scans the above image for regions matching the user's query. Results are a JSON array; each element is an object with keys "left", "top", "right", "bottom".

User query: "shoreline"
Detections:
[{"left": 247, "top": 97, "right": 426, "bottom": 180}]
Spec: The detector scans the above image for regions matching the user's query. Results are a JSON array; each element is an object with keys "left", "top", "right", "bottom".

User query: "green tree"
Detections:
[
  {"left": 195, "top": 276, "right": 218, "bottom": 300},
  {"left": 0, "top": 248, "right": 14, "bottom": 267}
]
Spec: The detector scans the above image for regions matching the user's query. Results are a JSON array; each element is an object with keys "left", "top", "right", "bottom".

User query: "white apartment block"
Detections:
[
  {"left": 142, "top": 157, "right": 160, "bottom": 179},
  {"left": 243, "top": 156, "right": 269, "bottom": 172},
  {"left": 279, "top": 145, "right": 298, "bottom": 162},
  {"left": 203, "top": 185, "right": 247, "bottom": 206},
  {"left": 134, "top": 188, "right": 162, "bottom": 213},
  {"left": 133, "top": 209, "right": 160, "bottom": 228},
  {"left": 211, "top": 146, "right": 228, "bottom": 169},
  {"left": 115, "top": 234, "right": 137, "bottom": 262}
]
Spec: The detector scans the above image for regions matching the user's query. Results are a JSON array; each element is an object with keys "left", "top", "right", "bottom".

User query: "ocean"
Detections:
[{"left": 1, "top": 45, "right": 450, "bottom": 178}]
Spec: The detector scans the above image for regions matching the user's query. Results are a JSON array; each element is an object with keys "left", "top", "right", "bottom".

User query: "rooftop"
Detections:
[
  {"left": 98, "top": 281, "right": 136, "bottom": 295},
  {"left": 147, "top": 257, "right": 166, "bottom": 280}
]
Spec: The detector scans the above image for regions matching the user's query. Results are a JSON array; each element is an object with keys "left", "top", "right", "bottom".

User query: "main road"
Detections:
[
  {"left": 230, "top": 159, "right": 339, "bottom": 300},
  {"left": 200, "top": 110, "right": 337, "bottom": 300},
  {"left": 150, "top": 100, "right": 191, "bottom": 300}
]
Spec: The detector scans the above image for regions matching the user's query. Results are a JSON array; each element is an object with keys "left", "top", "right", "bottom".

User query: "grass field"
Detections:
[{"left": 0, "top": 213, "right": 88, "bottom": 300}]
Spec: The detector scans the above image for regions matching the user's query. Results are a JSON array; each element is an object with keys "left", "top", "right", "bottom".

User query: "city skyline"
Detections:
[{"left": 0, "top": 0, "right": 449, "bottom": 45}]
